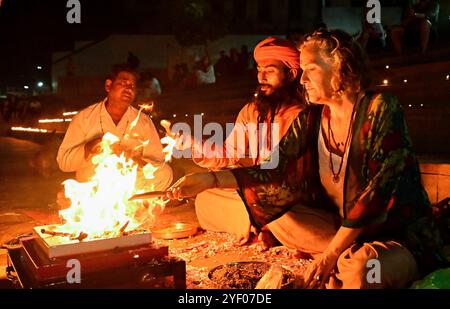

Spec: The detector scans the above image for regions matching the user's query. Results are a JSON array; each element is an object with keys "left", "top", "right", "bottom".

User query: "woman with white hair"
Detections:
[{"left": 167, "top": 29, "right": 448, "bottom": 288}]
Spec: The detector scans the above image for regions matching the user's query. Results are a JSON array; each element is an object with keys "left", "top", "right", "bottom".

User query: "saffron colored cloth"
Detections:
[
  {"left": 231, "top": 92, "right": 448, "bottom": 274},
  {"left": 253, "top": 37, "right": 300, "bottom": 70},
  {"left": 193, "top": 101, "right": 303, "bottom": 170}
]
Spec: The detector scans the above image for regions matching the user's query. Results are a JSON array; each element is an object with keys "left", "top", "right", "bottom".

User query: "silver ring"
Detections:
[{"left": 315, "top": 275, "right": 321, "bottom": 281}]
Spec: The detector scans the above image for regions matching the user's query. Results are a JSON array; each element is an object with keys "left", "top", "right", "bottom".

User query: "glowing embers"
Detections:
[{"left": 34, "top": 224, "right": 151, "bottom": 258}]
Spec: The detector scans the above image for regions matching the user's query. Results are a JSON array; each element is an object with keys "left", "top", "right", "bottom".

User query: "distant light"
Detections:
[
  {"left": 385, "top": 65, "right": 390, "bottom": 69},
  {"left": 383, "top": 79, "right": 389, "bottom": 85},
  {"left": 185, "top": 114, "right": 188, "bottom": 117},
  {"left": 39, "top": 118, "right": 64, "bottom": 123},
  {"left": 11, "top": 127, "right": 49, "bottom": 133},
  {"left": 37, "top": 81, "right": 44, "bottom": 87},
  {"left": 201, "top": 112, "right": 205, "bottom": 116},
  {"left": 446, "top": 75, "right": 449, "bottom": 80},
  {"left": 408, "top": 104, "right": 412, "bottom": 107},
  {"left": 173, "top": 114, "right": 177, "bottom": 118},
  {"left": 420, "top": 104, "right": 424, "bottom": 107},
  {"left": 403, "top": 79, "right": 408, "bottom": 83},
  {"left": 37, "top": 66, "right": 42, "bottom": 70},
  {"left": 24, "top": 85, "right": 29, "bottom": 89},
  {"left": 62, "top": 111, "right": 78, "bottom": 116}
]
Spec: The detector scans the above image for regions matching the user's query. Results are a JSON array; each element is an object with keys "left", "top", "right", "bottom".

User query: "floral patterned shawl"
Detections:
[{"left": 231, "top": 92, "right": 448, "bottom": 273}]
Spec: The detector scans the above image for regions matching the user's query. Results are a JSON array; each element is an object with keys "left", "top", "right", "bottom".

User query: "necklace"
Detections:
[
  {"left": 99, "top": 102, "right": 129, "bottom": 144},
  {"left": 327, "top": 93, "right": 361, "bottom": 183}
]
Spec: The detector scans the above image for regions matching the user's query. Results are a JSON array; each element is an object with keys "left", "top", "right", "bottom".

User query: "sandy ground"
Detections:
[
  {"left": 153, "top": 202, "right": 310, "bottom": 289},
  {"left": 3, "top": 135, "right": 448, "bottom": 289},
  {"left": 0, "top": 136, "right": 310, "bottom": 289}
]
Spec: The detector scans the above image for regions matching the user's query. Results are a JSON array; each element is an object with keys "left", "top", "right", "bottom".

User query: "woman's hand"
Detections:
[
  {"left": 302, "top": 250, "right": 339, "bottom": 289},
  {"left": 166, "top": 172, "right": 215, "bottom": 199}
]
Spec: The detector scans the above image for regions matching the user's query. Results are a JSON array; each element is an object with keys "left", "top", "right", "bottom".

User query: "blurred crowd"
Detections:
[
  {"left": 0, "top": 95, "right": 42, "bottom": 126},
  {"left": 169, "top": 45, "right": 252, "bottom": 91}
]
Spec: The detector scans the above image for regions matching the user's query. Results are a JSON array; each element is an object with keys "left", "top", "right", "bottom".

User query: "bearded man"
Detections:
[{"left": 192, "top": 37, "right": 308, "bottom": 246}]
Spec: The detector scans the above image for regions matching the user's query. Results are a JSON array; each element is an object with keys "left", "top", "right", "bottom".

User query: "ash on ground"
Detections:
[{"left": 154, "top": 230, "right": 311, "bottom": 289}]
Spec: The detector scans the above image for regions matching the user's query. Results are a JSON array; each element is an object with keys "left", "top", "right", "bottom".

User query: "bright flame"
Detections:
[
  {"left": 161, "top": 135, "right": 176, "bottom": 162},
  {"left": 138, "top": 102, "right": 154, "bottom": 111},
  {"left": 129, "top": 103, "right": 153, "bottom": 132},
  {"left": 142, "top": 163, "right": 158, "bottom": 180},
  {"left": 58, "top": 133, "right": 148, "bottom": 238},
  {"left": 56, "top": 118, "right": 177, "bottom": 239}
]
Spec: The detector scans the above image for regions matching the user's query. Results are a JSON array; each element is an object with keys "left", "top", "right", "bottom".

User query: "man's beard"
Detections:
[{"left": 254, "top": 80, "right": 301, "bottom": 124}]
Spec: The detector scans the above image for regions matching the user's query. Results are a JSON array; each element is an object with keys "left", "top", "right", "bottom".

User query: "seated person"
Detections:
[
  {"left": 57, "top": 64, "right": 173, "bottom": 192},
  {"left": 191, "top": 37, "right": 305, "bottom": 246},
  {"left": 167, "top": 29, "right": 449, "bottom": 289},
  {"left": 195, "top": 56, "right": 216, "bottom": 86},
  {"left": 357, "top": 6, "right": 386, "bottom": 50},
  {"left": 390, "top": 0, "right": 440, "bottom": 54},
  {"left": 139, "top": 71, "right": 162, "bottom": 101}
]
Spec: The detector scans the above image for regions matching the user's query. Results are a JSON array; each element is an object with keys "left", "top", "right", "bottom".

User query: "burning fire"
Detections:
[{"left": 56, "top": 107, "right": 175, "bottom": 239}]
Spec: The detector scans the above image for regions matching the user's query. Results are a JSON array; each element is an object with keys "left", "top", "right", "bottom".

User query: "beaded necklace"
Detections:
[
  {"left": 99, "top": 102, "right": 129, "bottom": 144},
  {"left": 326, "top": 93, "right": 361, "bottom": 183}
]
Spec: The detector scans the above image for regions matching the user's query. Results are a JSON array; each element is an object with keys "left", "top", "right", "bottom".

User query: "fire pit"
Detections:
[
  {"left": 4, "top": 115, "right": 186, "bottom": 288},
  {"left": 6, "top": 234, "right": 186, "bottom": 288},
  {"left": 34, "top": 224, "right": 152, "bottom": 258},
  {"left": 6, "top": 217, "right": 186, "bottom": 289}
]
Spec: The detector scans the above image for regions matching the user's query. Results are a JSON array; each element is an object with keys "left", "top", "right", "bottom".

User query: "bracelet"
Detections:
[{"left": 209, "top": 171, "right": 219, "bottom": 188}]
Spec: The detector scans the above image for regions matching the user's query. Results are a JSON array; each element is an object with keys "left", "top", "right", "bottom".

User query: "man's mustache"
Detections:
[
  {"left": 258, "top": 83, "right": 272, "bottom": 88},
  {"left": 256, "top": 84, "right": 273, "bottom": 96}
]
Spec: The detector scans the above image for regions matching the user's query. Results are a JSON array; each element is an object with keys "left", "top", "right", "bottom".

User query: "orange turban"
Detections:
[{"left": 253, "top": 37, "right": 300, "bottom": 70}]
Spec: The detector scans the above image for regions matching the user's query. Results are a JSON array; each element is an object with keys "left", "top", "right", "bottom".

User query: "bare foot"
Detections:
[
  {"left": 293, "top": 250, "right": 314, "bottom": 260},
  {"left": 257, "top": 229, "right": 279, "bottom": 251}
]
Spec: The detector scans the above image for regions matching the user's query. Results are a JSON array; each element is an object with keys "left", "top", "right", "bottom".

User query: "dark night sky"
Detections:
[{"left": 0, "top": 0, "right": 164, "bottom": 89}]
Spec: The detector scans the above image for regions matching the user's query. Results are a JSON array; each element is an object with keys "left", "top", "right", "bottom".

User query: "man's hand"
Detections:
[
  {"left": 166, "top": 172, "right": 215, "bottom": 200},
  {"left": 175, "top": 133, "right": 194, "bottom": 151},
  {"left": 160, "top": 119, "right": 193, "bottom": 151},
  {"left": 56, "top": 188, "right": 71, "bottom": 210},
  {"left": 84, "top": 137, "right": 103, "bottom": 159},
  {"left": 110, "top": 142, "right": 126, "bottom": 157}
]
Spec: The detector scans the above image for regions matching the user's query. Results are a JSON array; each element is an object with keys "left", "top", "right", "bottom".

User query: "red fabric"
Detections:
[{"left": 253, "top": 37, "right": 300, "bottom": 69}]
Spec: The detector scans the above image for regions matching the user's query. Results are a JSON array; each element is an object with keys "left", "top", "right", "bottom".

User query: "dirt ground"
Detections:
[
  {"left": 0, "top": 136, "right": 309, "bottom": 289},
  {"left": 153, "top": 202, "right": 310, "bottom": 289},
  {"left": 2, "top": 135, "right": 448, "bottom": 289}
]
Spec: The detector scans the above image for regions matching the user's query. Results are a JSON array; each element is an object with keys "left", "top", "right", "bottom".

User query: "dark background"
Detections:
[{"left": 0, "top": 0, "right": 164, "bottom": 89}]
